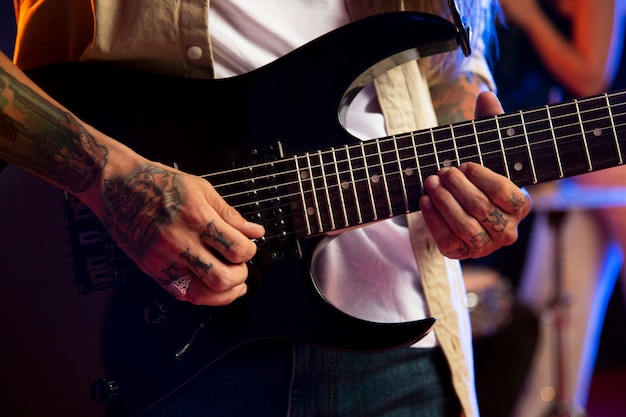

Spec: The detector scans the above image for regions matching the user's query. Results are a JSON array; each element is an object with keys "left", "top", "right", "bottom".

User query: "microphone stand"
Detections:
[{"left": 544, "top": 210, "right": 587, "bottom": 417}]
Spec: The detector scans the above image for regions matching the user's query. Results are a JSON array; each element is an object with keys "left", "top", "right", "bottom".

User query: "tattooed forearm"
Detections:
[
  {"left": 104, "top": 165, "right": 181, "bottom": 257},
  {"left": 200, "top": 220, "right": 234, "bottom": 250},
  {"left": 0, "top": 69, "right": 107, "bottom": 192},
  {"left": 431, "top": 72, "right": 488, "bottom": 125}
]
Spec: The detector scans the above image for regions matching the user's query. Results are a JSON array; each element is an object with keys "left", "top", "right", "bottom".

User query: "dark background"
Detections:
[{"left": 1, "top": 1, "right": 15, "bottom": 59}]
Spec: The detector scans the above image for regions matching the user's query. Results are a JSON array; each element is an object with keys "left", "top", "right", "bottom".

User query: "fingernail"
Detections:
[
  {"left": 248, "top": 221, "right": 266, "bottom": 234},
  {"left": 423, "top": 175, "right": 440, "bottom": 192},
  {"left": 238, "top": 285, "right": 248, "bottom": 297}
]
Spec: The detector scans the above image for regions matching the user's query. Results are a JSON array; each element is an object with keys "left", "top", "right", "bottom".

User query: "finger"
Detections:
[
  {"left": 420, "top": 175, "right": 488, "bottom": 259},
  {"left": 188, "top": 282, "right": 248, "bottom": 306},
  {"left": 200, "top": 187, "right": 264, "bottom": 264},
  {"left": 419, "top": 194, "right": 471, "bottom": 259},
  {"left": 475, "top": 91, "right": 504, "bottom": 118},
  {"left": 197, "top": 217, "right": 259, "bottom": 264},
  {"left": 165, "top": 271, "right": 194, "bottom": 298},
  {"left": 178, "top": 244, "right": 250, "bottom": 293},
  {"left": 458, "top": 163, "right": 532, "bottom": 215},
  {"left": 434, "top": 166, "right": 518, "bottom": 248},
  {"left": 207, "top": 186, "right": 265, "bottom": 239},
  {"left": 161, "top": 269, "right": 249, "bottom": 306}
]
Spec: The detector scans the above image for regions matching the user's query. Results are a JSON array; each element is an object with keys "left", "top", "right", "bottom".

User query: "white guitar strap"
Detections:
[{"left": 373, "top": 60, "right": 478, "bottom": 417}]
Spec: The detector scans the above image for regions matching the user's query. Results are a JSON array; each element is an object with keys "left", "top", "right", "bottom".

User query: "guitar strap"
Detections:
[
  {"left": 370, "top": 58, "right": 478, "bottom": 417},
  {"left": 343, "top": 3, "right": 481, "bottom": 416}
]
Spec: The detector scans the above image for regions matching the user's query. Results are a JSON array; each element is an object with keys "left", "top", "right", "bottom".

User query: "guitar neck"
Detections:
[
  {"left": 474, "top": 90, "right": 626, "bottom": 187},
  {"left": 209, "top": 90, "right": 626, "bottom": 239}
]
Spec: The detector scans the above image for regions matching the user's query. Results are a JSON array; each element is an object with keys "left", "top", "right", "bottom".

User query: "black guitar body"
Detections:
[{"left": 0, "top": 12, "right": 461, "bottom": 416}]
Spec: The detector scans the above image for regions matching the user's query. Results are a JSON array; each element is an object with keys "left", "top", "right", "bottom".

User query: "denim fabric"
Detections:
[{"left": 141, "top": 340, "right": 460, "bottom": 417}]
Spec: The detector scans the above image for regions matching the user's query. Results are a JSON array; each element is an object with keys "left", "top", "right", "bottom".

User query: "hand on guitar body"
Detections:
[
  {"left": 2, "top": 50, "right": 528, "bottom": 308},
  {"left": 87, "top": 158, "right": 266, "bottom": 306},
  {"left": 420, "top": 92, "right": 532, "bottom": 260},
  {"left": 0, "top": 52, "right": 264, "bottom": 306}
]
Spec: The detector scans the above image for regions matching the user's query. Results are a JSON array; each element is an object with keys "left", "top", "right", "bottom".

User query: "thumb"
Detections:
[{"left": 475, "top": 91, "right": 504, "bottom": 118}]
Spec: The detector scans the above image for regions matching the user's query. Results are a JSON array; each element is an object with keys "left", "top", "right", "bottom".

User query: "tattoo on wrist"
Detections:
[
  {"left": 0, "top": 69, "right": 107, "bottom": 192},
  {"left": 104, "top": 165, "right": 181, "bottom": 257}
]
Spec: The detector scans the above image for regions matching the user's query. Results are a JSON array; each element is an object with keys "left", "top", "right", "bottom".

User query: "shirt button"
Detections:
[{"left": 187, "top": 45, "right": 203, "bottom": 60}]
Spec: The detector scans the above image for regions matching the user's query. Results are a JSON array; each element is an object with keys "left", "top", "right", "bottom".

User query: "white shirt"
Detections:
[{"left": 209, "top": 0, "right": 436, "bottom": 346}]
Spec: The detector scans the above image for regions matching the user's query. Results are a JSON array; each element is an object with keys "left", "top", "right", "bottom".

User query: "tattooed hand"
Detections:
[
  {"left": 0, "top": 53, "right": 265, "bottom": 306},
  {"left": 100, "top": 162, "right": 265, "bottom": 306},
  {"left": 419, "top": 92, "right": 532, "bottom": 259}
]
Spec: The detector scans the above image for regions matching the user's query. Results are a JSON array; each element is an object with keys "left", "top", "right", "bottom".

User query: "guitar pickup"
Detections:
[{"left": 226, "top": 141, "right": 302, "bottom": 266}]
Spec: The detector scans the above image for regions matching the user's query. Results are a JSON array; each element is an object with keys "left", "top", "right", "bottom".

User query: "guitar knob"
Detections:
[
  {"left": 255, "top": 236, "right": 270, "bottom": 250},
  {"left": 90, "top": 378, "right": 120, "bottom": 403},
  {"left": 144, "top": 300, "right": 167, "bottom": 325},
  {"left": 248, "top": 212, "right": 262, "bottom": 222}
]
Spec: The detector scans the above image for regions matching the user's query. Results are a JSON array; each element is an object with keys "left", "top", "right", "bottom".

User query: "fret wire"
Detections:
[
  {"left": 317, "top": 150, "right": 336, "bottom": 231},
  {"left": 345, "top": 144, "right": 363, "bottom": 224},
  {"left": 546, "top": 104, "right": 565, "bottom": 178},
  {"left": 410, "top": 132, "right": 425, "bottom": 192},
  {"left": 305, "top": 153, "right": 324, "bottom": 233},
  {"left": 605, "top": 93, "right": 623, "bottom": 165},
  {"left": 495, "top": 115, "right": 511, "bottom": 179},
  {"left": 393, "top": 135, "right": 410, "bottom": 213},
  {"left": 471, "top": 119, "right": 484, "bottom": 166},
  {"left": 376, "top": 139, "right": 394, "bottom": 216},
  {"left": 574, "top": 98, "right": 593, "bottom": 171},
  {"left": 361, "top": 141, "right": 379, "bottom": 221},
  {"left": 331, "top": 147, "right": 350, "bottom": 228},
  {"left": 519, "top": 110, "right": 538, "bottom": 184},
  {"left": 293, "top": 156, "right": 313, "bottom": 235},
  {"left": 450, "top": 125, "right": 461, "bottom": 166},
  {"left": 430, "top": 127, "right": 441, "bottom": 169}
]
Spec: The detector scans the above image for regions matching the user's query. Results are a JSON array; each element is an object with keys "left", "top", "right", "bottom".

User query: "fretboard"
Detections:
[{"left": 209, "top": 90, "right": 626, "bottom": 239}]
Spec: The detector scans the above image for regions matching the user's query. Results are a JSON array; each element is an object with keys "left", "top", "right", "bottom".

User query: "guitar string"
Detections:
[
  {"left": 205, "top": 92, "right": 626, "bottom": 197},
  {"left": 217, "top": 122, "right": 625, "bottom": 238},
  {"left": 103, "top": 96, "right": 626, "bottom": 256},
  {"left": 96, "top": 93, "right": 626, "bottom": 272},
  {"left": 207, "top": 102, "right": 626, "bottom": 227}
]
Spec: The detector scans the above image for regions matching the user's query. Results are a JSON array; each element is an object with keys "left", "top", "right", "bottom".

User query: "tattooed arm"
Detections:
[
  {"left": 0, "top": 52, "right": 264, "bottom": 306},
  {"left": 418, "top": 74, "right": 532, "bottom": 259}
]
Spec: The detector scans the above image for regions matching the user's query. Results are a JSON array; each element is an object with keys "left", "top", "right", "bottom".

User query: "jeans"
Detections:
[{"left": 140, "top": 340, "right": 461, "bottom": 417}]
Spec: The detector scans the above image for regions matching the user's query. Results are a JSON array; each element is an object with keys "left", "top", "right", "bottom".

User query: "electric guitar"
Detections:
[{"left": 1, "top": 11, "right": 625, "bottom": 417}]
